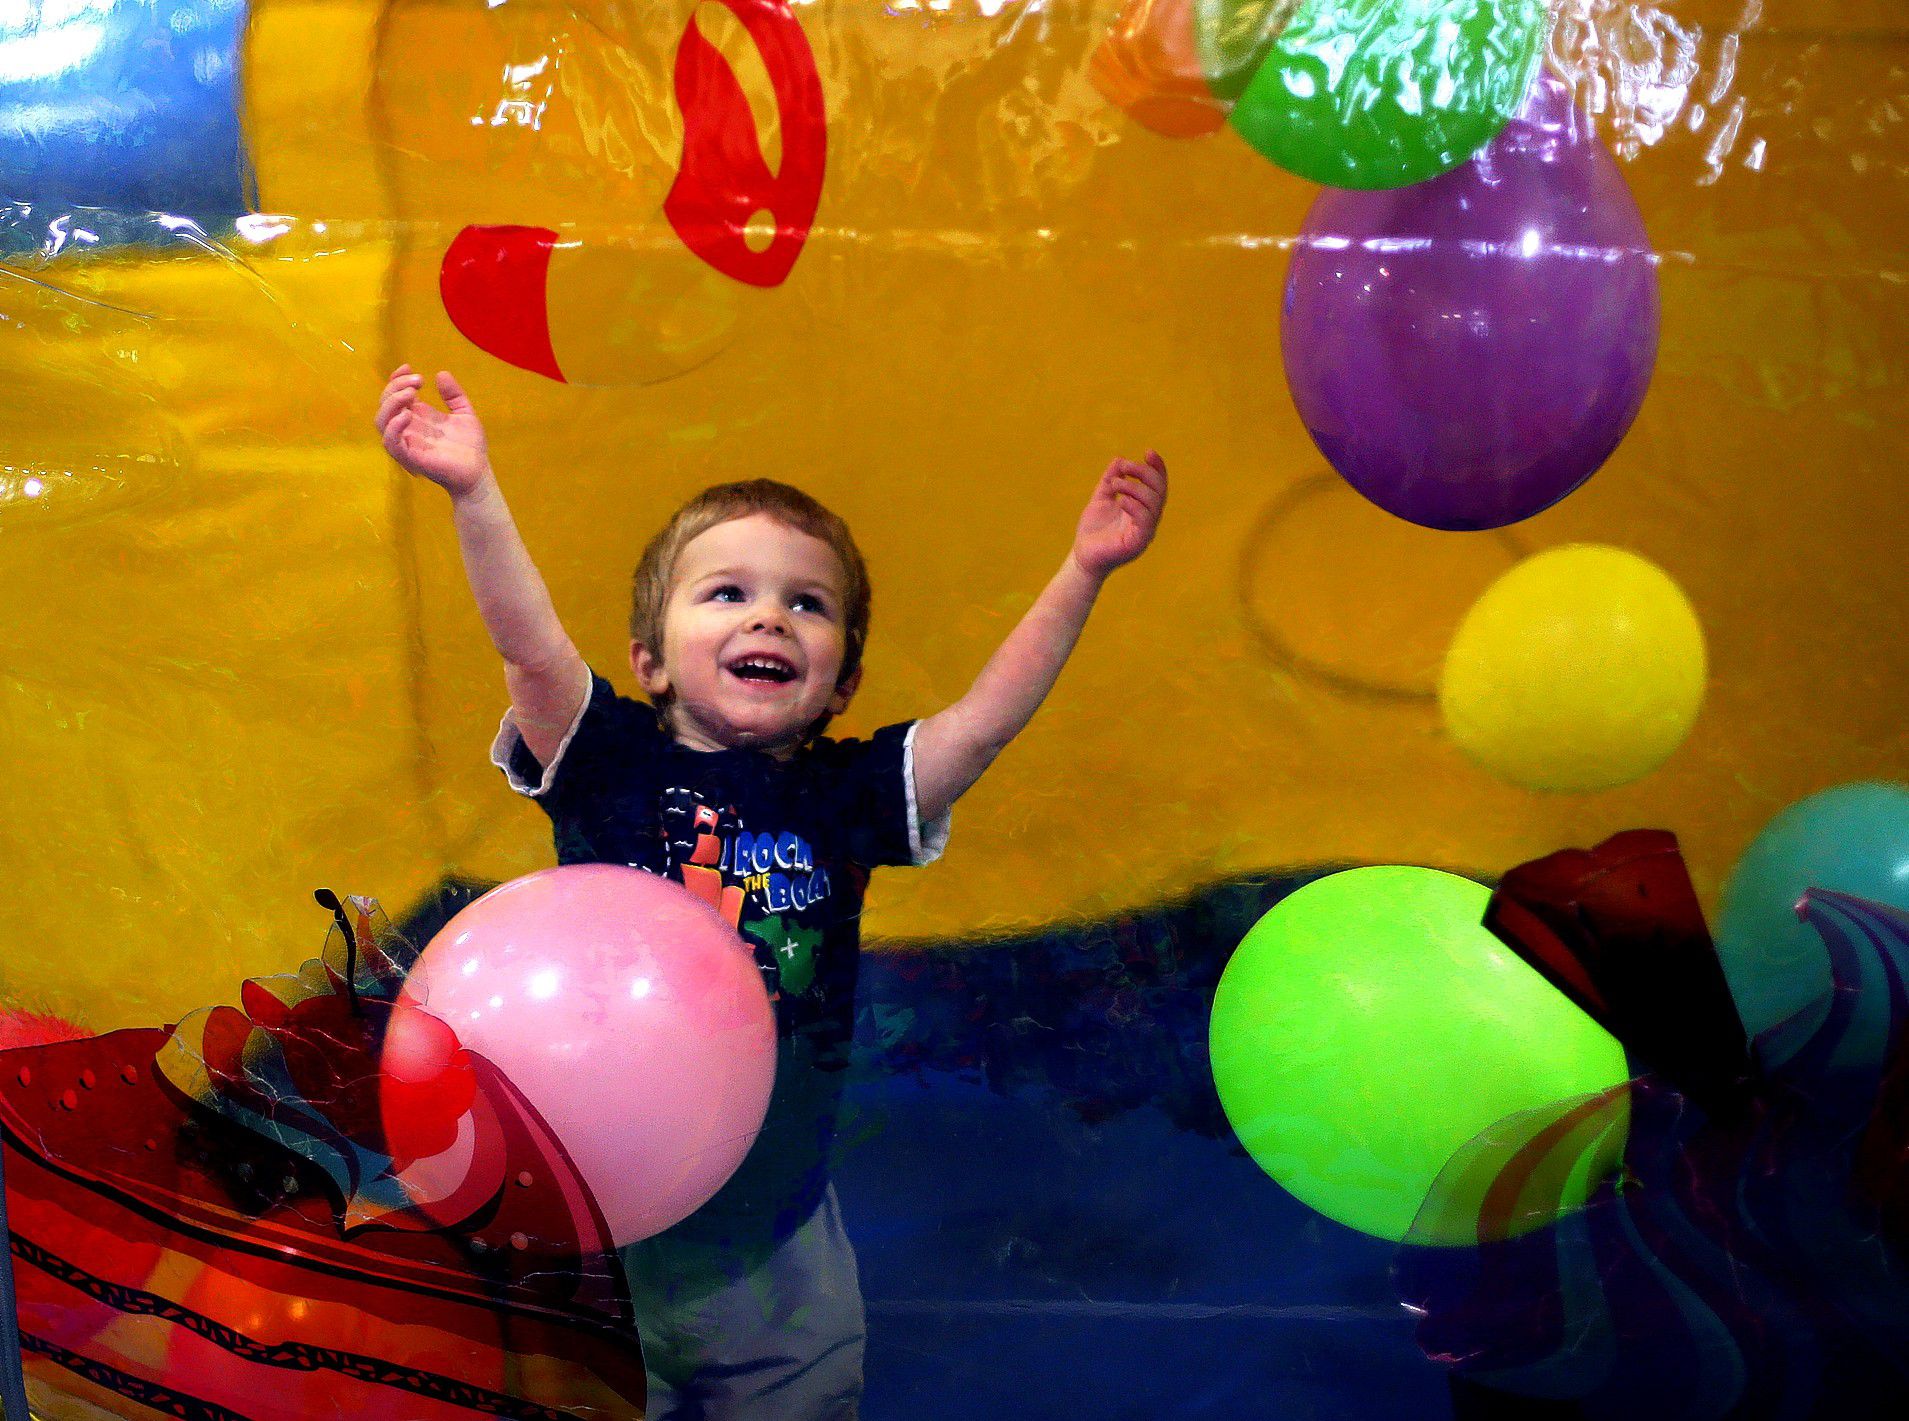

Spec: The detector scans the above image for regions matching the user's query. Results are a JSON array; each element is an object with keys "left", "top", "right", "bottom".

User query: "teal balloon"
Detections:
[
  {"left": 1228, "top": 0, "right": 1548, "bottom": 190},
  {"left": 1717, "top": 782, "right": 1909, "bottom": 1038}
]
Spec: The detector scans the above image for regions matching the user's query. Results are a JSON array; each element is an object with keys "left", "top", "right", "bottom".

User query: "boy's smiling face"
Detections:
[{"left": 632, "top": 512, "right": 859, "bottom": 757}]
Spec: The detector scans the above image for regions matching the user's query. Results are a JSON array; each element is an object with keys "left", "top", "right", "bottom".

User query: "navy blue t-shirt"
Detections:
[{"left": 492, "top": 672, "right": 946, "bottom": 1242}]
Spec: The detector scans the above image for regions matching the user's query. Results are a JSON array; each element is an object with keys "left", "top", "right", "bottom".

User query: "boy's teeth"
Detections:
[{"left": 732, "top": 658, "right": 794, "bottom": 682}]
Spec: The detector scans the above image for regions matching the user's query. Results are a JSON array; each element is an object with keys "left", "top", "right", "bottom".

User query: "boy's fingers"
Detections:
[
  {"left": 436, "top": 369, "right": 473, "bottom": 410},
  {"left": 1126, "top": 466, "right": 1166, "bottom": 505},
  {"left": 375, "top": 376, "right": 422, "bottom": 416},
  {"left": 1117, "top": 495, "right": 1159, "bottom": 541},
  {"left": 374, "top": 386, "right": 417, "bottom": 430},
  {"left": 1115, "top": 465, "right": 1164, "bottom": 507},
  {"left": 1124, "top": 494, "right": 1162, "bottom": 527},
  {"left": 380, "top": 392, "right": 436, "bottom": 439},
  {"left": 1108, "top": 454, "right": 1165, "bottom": 487}
]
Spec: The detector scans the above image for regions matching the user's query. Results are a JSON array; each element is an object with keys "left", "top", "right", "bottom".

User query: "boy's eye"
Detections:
[
  {"left": 792, "top": 593, "right": 828, "bottom": 615},
  {"left": 710, "top": 585, "right": 744, "bottom": 603}
]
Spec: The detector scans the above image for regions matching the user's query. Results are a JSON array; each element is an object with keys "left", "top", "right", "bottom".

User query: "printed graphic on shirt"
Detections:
[
  {"left": 659, "top": 787, "right": 746, "bottom": 928},
  {"left": 655, "top": 786, "right": 832, "bottom": 1001},
  {"left": 749, "top": 913, "right": 822, "bottom": 997}
]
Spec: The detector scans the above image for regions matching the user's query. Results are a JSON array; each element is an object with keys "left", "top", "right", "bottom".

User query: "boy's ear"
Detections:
[
  {"left": 631, "top": 639, "right": 670, "bottom": 698},
  {"left": 827, "top": 664, "right": 862, "bottom": 717}
]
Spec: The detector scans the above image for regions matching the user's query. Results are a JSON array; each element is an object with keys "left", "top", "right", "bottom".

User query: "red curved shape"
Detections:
[
  {"left": 438, "top": 225, "right": 566, "bottom": 382},
  {"left": 665, "top": 0, "right": 828, "bottom": 288}
]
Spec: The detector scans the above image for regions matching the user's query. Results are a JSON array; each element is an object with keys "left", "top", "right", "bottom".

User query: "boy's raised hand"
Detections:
[
  {"left": 1072, "top": 451, "right": 1168, "bottom": 580},
  {"left": 375, "top": 365, "right": 492, "bottom": 499}
]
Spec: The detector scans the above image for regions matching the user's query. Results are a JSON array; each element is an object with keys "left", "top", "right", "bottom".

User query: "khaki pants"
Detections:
[{"left": 624, "top": 1185, "right": 865, "bottom": 1421}]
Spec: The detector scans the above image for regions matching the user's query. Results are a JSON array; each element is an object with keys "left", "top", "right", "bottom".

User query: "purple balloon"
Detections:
[{"left": 1281, "top": 74, "right": 1660, "bottom": 532}]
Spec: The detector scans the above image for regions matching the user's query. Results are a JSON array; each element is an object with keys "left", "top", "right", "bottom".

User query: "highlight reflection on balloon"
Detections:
[{"left": 1282, "top": 73, "right": 1660, "bottom": 531}]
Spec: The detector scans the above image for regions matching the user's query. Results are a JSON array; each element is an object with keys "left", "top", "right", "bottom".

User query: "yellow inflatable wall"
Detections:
[{"left": 3, "top": 0, "right": 1904, "bottom": 1035}]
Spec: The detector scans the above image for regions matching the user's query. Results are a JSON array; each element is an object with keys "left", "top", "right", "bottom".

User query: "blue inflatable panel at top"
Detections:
[{"left": 0, "top": 0, "right": 250, "bottom": 216}]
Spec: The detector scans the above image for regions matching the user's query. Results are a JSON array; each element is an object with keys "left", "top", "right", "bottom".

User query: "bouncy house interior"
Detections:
[{"left": 3, "top": 1, "right": 1908, "bottom": 1418}]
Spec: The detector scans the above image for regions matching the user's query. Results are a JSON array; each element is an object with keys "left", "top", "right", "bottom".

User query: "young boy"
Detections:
[{"left": 375, "top": 365, "right": 1167, "bottom": 1419}]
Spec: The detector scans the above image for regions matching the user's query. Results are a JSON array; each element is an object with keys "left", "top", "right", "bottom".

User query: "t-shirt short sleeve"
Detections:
[
  {"left": 489, "top": 672, "right": 665, "bottom": 815},
  {"left": 806, "top": 720, "right": 950, "bottom": 869}
]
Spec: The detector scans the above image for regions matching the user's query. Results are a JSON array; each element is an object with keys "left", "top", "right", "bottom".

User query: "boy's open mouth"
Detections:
[{"left": 726, "top": 655, "right": 798, "bottom": 685}]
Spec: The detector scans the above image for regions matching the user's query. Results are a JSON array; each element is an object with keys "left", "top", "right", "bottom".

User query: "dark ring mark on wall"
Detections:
[{"left": 1234, "top": 471, "right": 1527, "bottom": 705}]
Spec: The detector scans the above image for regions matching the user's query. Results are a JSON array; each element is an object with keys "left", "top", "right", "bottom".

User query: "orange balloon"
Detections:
[{"left": 1090, "top": 0, "right": 1229, "bottom": 138}]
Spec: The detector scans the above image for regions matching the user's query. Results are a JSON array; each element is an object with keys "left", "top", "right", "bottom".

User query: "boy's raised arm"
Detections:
[
  {"left": 911, "top": 452, "right": 1167, "bottom": 827},
  {"left": 375, "top": 366, "right": 590, "bottom": 766}
]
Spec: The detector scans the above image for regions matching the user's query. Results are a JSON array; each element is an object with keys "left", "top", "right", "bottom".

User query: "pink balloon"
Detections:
[{"left": 394, "top": 864, "right": 776, "bottom": 1246}]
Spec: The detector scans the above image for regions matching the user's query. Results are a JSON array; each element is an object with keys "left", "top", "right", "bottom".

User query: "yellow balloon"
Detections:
[{"left": 1439, "top": 546, "right": 1708, "bottom": 792}]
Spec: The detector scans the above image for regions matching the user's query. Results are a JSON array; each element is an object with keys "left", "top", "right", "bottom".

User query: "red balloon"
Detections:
[{"left": 379, "top": 1006, "right": 477, "bottom": 1166}]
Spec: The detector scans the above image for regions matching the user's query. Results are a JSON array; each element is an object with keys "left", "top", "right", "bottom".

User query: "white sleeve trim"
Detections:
[
  {"left": 903, "top": 720, "right": 951, "bottom": 866},
  {"left": 489, "top": 688, "right": 594, "bottom": 799}
]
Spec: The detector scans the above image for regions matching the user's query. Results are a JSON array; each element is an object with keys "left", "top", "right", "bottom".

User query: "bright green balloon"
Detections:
[
  {"left": 1228, "top": 0, "right": 1548, "bottom": 190},
  {"left": 1209, "top": 866, "right": 1628, "bottom": 1243}
]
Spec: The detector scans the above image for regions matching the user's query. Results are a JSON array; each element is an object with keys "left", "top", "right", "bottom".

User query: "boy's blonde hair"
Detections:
[{"left": 630, "top": 479, "right": 872, "bottom": 718}]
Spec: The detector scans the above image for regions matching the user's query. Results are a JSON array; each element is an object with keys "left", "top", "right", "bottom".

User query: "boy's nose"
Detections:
[{"left": 747, "top": 606, "right": 789, "bottom": 633}]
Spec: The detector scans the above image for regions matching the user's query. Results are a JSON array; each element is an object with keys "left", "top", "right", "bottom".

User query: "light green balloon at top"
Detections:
[
  {"left": 1193, "top": 0, "right": 1297, "bottom": 102},
  {"left": 1227, "top": 0, "right": 1549, "bottom": 190},
  {"left": 1209, "top": 866, "right": 1629, "bottom": 1244}
]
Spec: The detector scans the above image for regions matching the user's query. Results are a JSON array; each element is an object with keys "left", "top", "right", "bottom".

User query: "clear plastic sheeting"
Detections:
[
  {"left": 1, "top": 2, "right": 1906, "bottom": 1418},
  {"left": 0, "top": 0, "right": 250, "bottom": 217}
]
